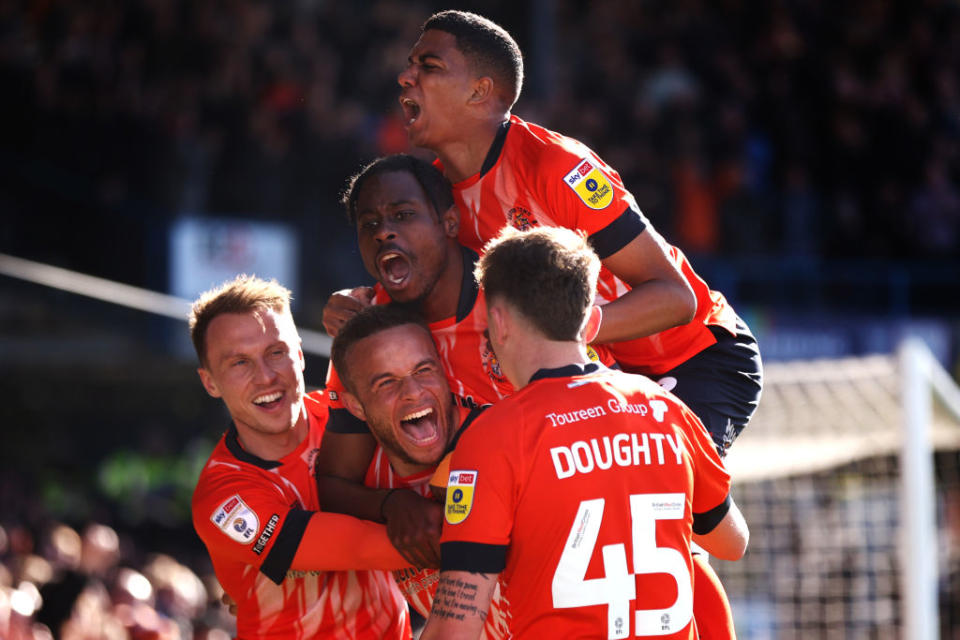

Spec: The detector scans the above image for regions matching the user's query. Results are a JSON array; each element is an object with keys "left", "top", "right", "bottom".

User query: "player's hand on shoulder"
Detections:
[
  {"left": 382, "top": 489, "right": 443, "bottom": 570},
  {"left": 322, "top": 286, "right": 375, "bottom": 337}
]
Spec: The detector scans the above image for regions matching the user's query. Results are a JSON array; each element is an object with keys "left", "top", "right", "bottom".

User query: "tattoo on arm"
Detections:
[{"left": 431, "top": 573, "right": 492, "bottom": 622}]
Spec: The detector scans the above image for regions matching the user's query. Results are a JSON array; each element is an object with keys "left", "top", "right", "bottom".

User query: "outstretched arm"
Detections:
[{"left": 290, "top": 512, "right": 409, "bottom": 571}]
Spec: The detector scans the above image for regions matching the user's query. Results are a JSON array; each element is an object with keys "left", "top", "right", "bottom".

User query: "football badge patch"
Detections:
[
  {"left": 211, "top": 494, "right": 260, "bottom": 544},
  {"left": 445, "top": 470, "right": 478, "bottom": 525},
  {"left": 564, "top": 158, "right": 614, "bottom": 210}
]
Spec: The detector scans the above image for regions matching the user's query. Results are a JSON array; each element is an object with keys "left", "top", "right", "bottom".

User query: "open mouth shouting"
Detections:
[
  {"left": 400, "top": 97, "right": 421, "bottom": 128},
  {"left": 252, "top": 390, "right": 284, "bottom": 411},
  {"left": 399, "top": 406, "right": 442, "bottom": 447},
  {"left": 377, "top": 248, "right": 412, "bottom": 289}
]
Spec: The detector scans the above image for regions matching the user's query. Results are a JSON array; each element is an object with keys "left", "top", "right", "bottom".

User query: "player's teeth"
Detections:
[
  {"left": 402, "top": 408, "right": 433, "bottom": 422},
  {"left": 254, "top": 391, "right": 282, "bottom": 405}
]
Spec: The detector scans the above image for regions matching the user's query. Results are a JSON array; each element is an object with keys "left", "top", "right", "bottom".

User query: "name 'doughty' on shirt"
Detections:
[{"left": 545, "top": 397, "right": 684, "bottom": 479}]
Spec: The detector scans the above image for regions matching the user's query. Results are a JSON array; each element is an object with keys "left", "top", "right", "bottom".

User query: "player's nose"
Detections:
[
  {"left": 398, "top": 374, "right": 425, "bottom": 399},
  {"left": 398, "top": 64, "right": 415, "bottom": 87},
  {"left": 253, "top": 359, "right": 277, "bottom": 384},
  {"left": 374, "top": 224, "right": 397, "bottom": 244}
]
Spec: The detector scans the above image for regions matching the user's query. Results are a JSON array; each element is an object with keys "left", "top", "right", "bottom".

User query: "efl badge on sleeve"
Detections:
[
  {"left": 564, "top": 158, "right": 614, "bottom": 210},
  {"left": 445, "top": 470, "right": 478, "bottom": 525},
  {"left": 211, "top": 494, "right": 260, "bottom": 544}
]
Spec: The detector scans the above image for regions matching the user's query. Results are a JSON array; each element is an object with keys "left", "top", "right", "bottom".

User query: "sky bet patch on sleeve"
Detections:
[
  {"left": 211, "top": 494, "right": 260, "bottom": 544},
  {"left": 564, "top": 158, "right": 613, "bottom": 210},
  {"left": 444, "top": 470, "right": 477, "bottom": 525}
]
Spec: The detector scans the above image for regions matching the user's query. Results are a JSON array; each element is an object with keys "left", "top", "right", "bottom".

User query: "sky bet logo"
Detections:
[
  {"left": 445, "top": 470, "right": 477, "bottom": 525},
  {"left": 564, "top": 158, "right": 613, "bottom": 209}
]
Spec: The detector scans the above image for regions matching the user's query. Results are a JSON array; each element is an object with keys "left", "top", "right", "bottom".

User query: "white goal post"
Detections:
[
  {"left": 0, "top": 252, "right": 333, "bottom": 357},
  {"left": 719, "top": 339, "right": 960, "bottom": 639}
]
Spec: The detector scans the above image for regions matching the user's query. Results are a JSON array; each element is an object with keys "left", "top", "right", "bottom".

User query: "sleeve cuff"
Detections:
[
  {"left": 441, "top": 541, "right": 507, "bottom": 574},
  {"left": 326, "top": 407, "right": 371, "bottom": 434},
  {"left": 692, "top": 494, "right": 732, "bottom": 535},
  {"left": 587, "top": 206, "right": 647, "bottom": 259},
  {"left": 260, "top": 509, "right": 312, "bottom": 584}
]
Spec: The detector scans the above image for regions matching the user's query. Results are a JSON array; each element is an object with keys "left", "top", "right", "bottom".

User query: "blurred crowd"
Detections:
[
  {"left": 0, "top": 0, "right": 957, "bottom": 302},
  {"left": 0, "top": 520, "right": 234, "bottom": 640}
]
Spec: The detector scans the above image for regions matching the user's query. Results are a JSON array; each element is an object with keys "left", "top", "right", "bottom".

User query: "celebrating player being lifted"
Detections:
[
  {"left": 420, "top": 226, "right": 749, "bottom": 640},
  {"left": 391, "top": 9, "right": 762, "bottom": 459}
]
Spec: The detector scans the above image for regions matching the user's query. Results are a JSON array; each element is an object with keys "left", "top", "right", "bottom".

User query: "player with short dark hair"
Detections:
[
  {"left": 321, "top": 154, "right": 516, "bottom": 427},
  {"left": 330, "top": 304, "right": 510, "bottom": 638},
  {"left": 317, "top": 154, "right": 515, "bottom": 573},
  {"left": 317, "top": 156, "right": 611, "bottom": 635},
  {"left": 341, "top": 154, "right": 455, "bottom": 228},
  {"left": 421, "top": 10, "right": 523, "bottom": 109},
  {"left": 397, "top": 8, "right": 762, "bottom": 458},
  {"left": 420, "top": 226, "right": 749, "bottom": 640},
  {"left": 189, "top": 274, "right": 411, "bottom": 640}
]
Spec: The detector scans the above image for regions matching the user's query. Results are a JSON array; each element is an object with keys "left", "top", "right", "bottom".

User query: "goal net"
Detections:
[{"left": 715, "top": 340, "right": 960, "bottom": 639}]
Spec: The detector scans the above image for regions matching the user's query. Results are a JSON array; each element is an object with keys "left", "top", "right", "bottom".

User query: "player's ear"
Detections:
[
  {"left": 582, "top": 304, "right": 603, "bottom": 344},
  {"left": 487, "top": 302, "right": 509, "bottom": 346},
  {"left": 342, "top": 391, "right": 367, "bottom": 422},
  {"left": 440, "top": 204, "right": 460, "bottom": 237},
  {"left": 197, "top": 367, "right": 222, "bottom": 398},
  {"left": 469, "top": 76, "right": 494, "bottom": 105}
]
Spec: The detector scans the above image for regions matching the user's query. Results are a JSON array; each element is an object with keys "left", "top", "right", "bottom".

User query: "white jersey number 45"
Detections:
[{"left": 551, "top": 493, "right": 692, "bottom": 638}]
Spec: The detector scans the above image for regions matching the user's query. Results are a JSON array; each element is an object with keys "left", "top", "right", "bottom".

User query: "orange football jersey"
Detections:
[
  {"left": 192, "top": 391, "right": 410, "bottom": 639},
  {"left": 443, "top": 115, "right": 739, "bottom": 375},
  {"left": 440, "top": 363, "right": 731, "bottom": 639}
]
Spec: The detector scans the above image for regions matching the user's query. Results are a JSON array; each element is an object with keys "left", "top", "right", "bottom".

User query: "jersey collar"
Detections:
[
  {"left": 224, "top": 423, "right": 282, "bottom": 470},
  {"left": 477, "top": 118, "right": 512, "bottom": 178},
  {"left": 445, "top": 403, "right": 486, "bottom": 455},
  {"left": 529, "top": 361, "right": 604, "bottom": 383}
]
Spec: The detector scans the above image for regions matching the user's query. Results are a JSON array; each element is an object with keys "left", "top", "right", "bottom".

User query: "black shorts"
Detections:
[{"left": 649, "top": 318, "right": 763, "bottom": 457}]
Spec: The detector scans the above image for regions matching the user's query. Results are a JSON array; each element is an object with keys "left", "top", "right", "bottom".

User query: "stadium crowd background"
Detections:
[{"left": 1, "top": 0, "right": 958, "bottom": 637}]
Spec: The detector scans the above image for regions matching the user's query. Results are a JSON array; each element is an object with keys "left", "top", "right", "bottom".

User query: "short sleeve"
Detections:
[
  {"left": 192, "top": 477, "right": 311, "bottom": 585},
  {"left": 537, "top": 144, "right": 648, "bottom": 258},
  {"left": 439, "top": 407, "right": 517, "bottom": 574}
]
